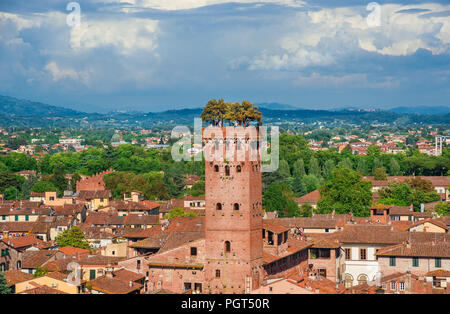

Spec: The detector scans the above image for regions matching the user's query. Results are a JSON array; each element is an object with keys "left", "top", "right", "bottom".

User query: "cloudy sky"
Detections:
[{"left": 0, "top": 0, "right": 449, "bottom": 112}]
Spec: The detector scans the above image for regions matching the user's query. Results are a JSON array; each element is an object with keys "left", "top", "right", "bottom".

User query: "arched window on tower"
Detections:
[
  {"left": 216, "top": 203, "right": 222, "bottom": 210},
  {"left": 214, "top": 165, "right": 219, "bottom": 172},
  {"left": 236, "top": 165, "right": 241, "bottom": 173},
  {"left": 233, "top": 203, "right": 239, "bottom": 211},
  {"left": 225, "top": 165, "right": 230, "bottom": 176},
  {"left": 225, "top": 241, "right": 231, "bottom": 253}
]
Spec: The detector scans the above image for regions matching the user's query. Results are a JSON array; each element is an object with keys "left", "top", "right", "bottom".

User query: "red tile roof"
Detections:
[
  {"left": 1, "top": 235, "right": 43, "bottom": 249},
  {"left": 88, "top": 276, "right": 142, "bottom": 294},
  {"left": 3, "top": 270, "right": 33, "bottom": 286},
  {"left": 58, "top": 246, "right": 90, "bottom": 256},
  {"left": 296, "top": 190, "right": 320, "bottom": 204},
  {"left": 377, "top": 241, "right": 450, "bottom": 258}
]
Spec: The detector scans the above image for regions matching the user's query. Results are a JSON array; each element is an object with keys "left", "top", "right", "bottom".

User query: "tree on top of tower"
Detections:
[{"left": 201, "top": 99, "right": 262, "bottom": 126}]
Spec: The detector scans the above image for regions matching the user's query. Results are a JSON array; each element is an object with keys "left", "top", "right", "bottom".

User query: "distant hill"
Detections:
[
  {"left": 389, "top": 106, "right": 450, "bottom": 115},
  {"left": 0, "top": 95, "right": 82, "bottom": 117}
]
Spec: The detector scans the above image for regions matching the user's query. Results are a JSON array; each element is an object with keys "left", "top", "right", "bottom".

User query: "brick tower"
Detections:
[{"left": 203, "top": 126, "right": 264, "bottom": 294}]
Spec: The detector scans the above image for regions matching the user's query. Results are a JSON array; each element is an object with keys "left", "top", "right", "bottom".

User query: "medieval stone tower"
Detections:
[{"left": 203, "top": 126, "right": 264, "bottom": 294}]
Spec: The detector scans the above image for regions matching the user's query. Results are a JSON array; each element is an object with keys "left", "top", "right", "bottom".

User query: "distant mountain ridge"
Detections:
[{"left": 0, "top": 94, "right": 448, "bottom": 128}]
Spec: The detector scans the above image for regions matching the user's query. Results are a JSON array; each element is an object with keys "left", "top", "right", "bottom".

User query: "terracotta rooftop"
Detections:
[
  {"left": 128, "top": 233, "right": 169, "bottom": 249},
  {"left": 377, "top": 241, "right": 450, "bottom": 258},
  {"left": 3, "top": 269, "right": 33, "bottom": 286},
  {"left": 159, "top": 231, "right": 205, "bottom": 252},
  {"left": 21, "top": 285, "right": 69, "bottom": 294},
  {"left": 22, "top": 250, "right": 58, "bottom": 269},
  {"left": 263, "top": 221, "right": 290, "bottom": 234},
  {"left": 1, "top": 235, "right": 43, "bottom": 249},
  {"left": 273, "top": 217, "right": 344, "bottom": 229},
  {"left": 296, "top": 190, "right": 321, "bottom": 204},
  {"left": 424, "top": 269, "right": 450, "bottom": 277},
  {"left": 109, "top": 200, "right": 160, "bottom": 211},
  {"left": 112, "top": 268, "right": 145, "bottom": 282},
  {"left": 88, "top": 276, "right": 142, "bottom": 294},
  {"left": 389, "top": 206, "right": 414, "bottom": 216},
  {"left": 0, "top": 222, "right": 34, "bottom": 233},
  {"left": 58, "top": 246, "right": 90, "bottom": 256},
  {"left": 406, "top": 218, "right": 448, "bottom": 231}
]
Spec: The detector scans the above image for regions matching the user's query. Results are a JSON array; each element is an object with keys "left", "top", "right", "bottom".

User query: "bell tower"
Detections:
[{"left": 203, "top": 126, "right": 264, "bottom": 294}]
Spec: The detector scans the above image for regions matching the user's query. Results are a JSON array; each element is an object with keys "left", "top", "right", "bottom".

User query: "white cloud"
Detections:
[
  {"left": 0, "top": 12, "right": 42, "bottom": 31},
  {"left": 240, "top": 3, "right": 450, "bottom": 71},
  {"left": 103, "top": 0, "right": 305, "bottom": 11},
  {"left": 69, "top": 17, "right": 159, "bottom": 55},
  {"left": 45, "top": 61, "right": 91, "bottom": 84}
]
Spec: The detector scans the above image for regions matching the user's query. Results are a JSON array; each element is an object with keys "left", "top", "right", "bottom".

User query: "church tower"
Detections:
[{"left": 203, "top": 126, "right": 264, "bottom": 294}]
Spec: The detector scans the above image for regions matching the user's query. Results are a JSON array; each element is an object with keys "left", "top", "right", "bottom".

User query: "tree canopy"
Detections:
[
  {"left": 201, "top": 99, "right": 262, "bottom": 126},
  {"left": 55, "top": 226, "right": 90, "bottom": 250},
  {"left": 0, "top": 272, "right": 11, "bottom": 294},
  {"left": 164, "top": 208, "right": 198, "bottom": 219},
  {"left": 317, "top": 167, "right": 373, "bottom": 217}
]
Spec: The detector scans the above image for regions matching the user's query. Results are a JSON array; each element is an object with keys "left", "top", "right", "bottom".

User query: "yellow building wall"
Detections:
[
  {"left": 410, "top": 222, "right": 446, "bottom": 233},
  {"left": 90, "top": 198, "right": 109, "bottom": 210},
  {"left": 16, "top": 276, "right": 79, "bottom": 294},
  {"left": 102, "top": 242, "right": 127, "bottom": 257}
]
